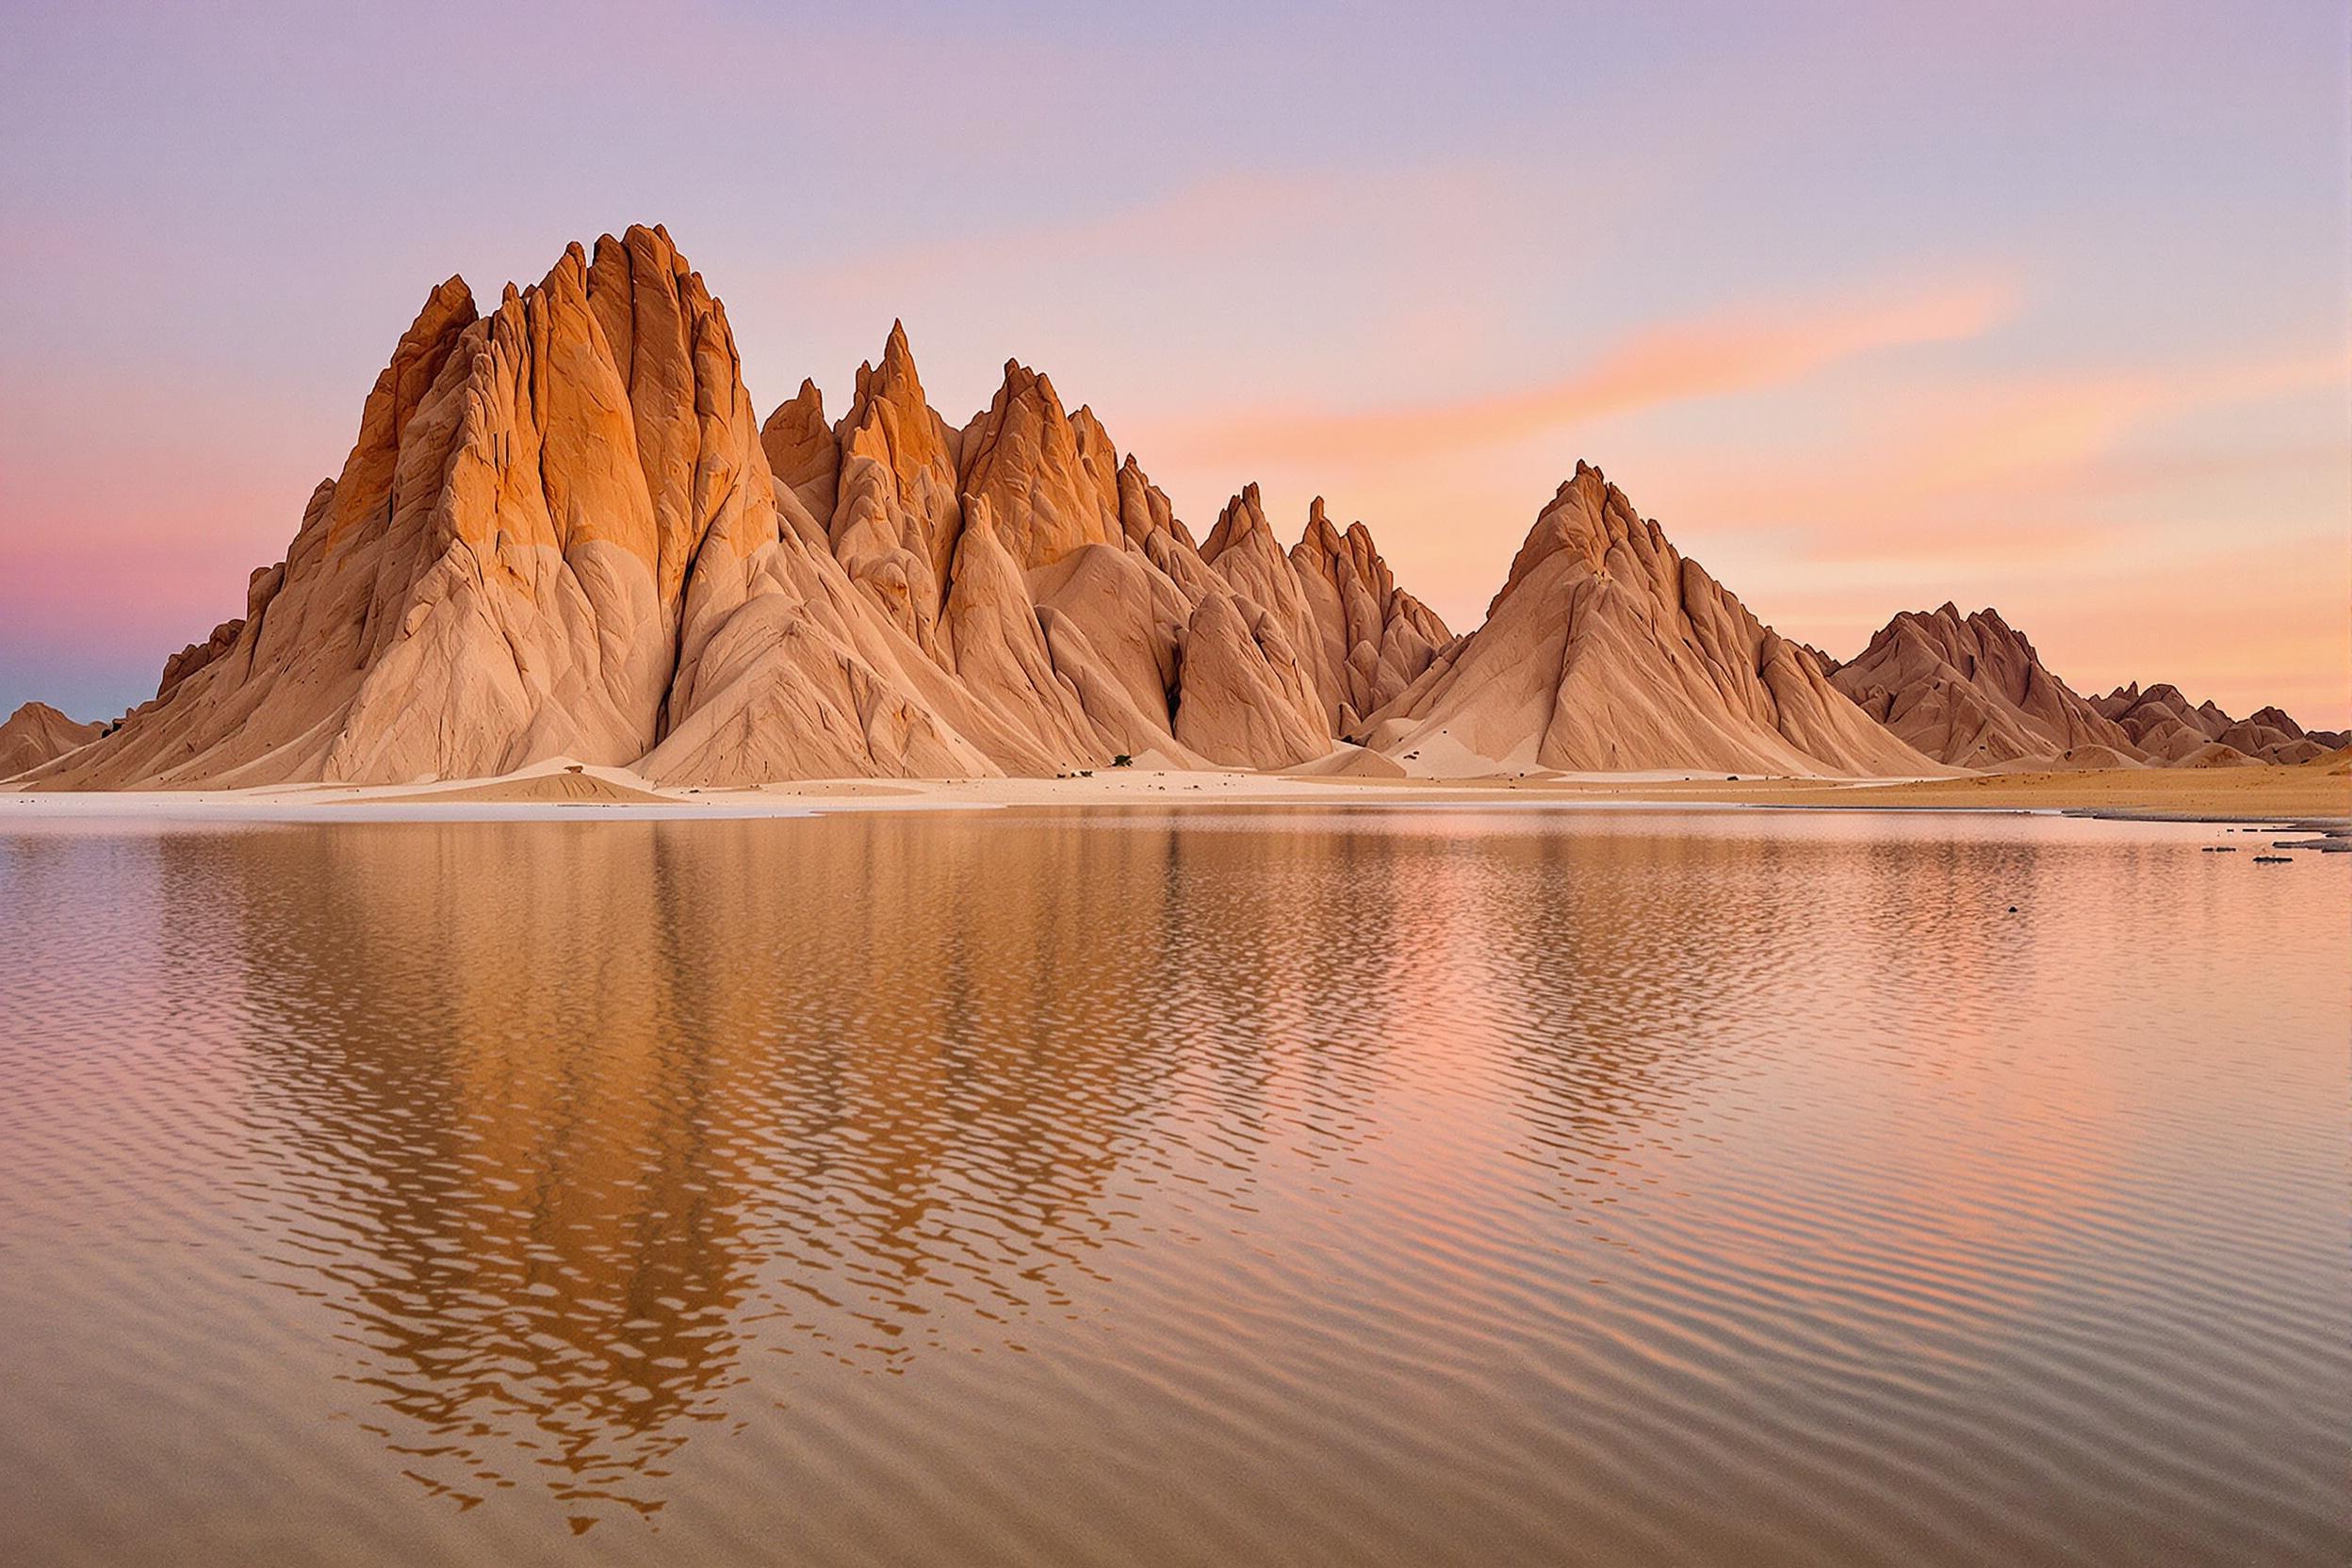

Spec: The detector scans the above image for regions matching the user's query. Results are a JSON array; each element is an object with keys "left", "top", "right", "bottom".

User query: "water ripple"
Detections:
[{"left": 0, "top": 808, "right": 2343, "bottom": 1566}]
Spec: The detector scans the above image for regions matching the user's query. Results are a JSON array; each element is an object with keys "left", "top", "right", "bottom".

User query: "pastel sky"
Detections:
[{"left": 3, "top": 0, "right": 2345, "bottom": 725}]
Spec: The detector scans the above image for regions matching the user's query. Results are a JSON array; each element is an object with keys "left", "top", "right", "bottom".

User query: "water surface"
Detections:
[{"left": 0, "top": 807, "right": 2343, "bottom": 1565}]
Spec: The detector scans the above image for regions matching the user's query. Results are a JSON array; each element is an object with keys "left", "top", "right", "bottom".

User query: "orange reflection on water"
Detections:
[{"left": 0, "top": 807, "right": 2342, "bottom": 1565}]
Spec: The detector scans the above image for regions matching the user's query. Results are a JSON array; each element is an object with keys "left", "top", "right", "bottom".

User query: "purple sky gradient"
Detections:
[{"left": 3, "top": 0, "right": 2345, "bottom": 724}]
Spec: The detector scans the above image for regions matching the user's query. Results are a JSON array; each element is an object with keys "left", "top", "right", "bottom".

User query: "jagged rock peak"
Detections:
[
  {"left": 1290, "top": 499, "right": 1397, "bottom": 601},
  {"left": 1831, "top": 604, "right": 2139, "bottom": 768},
  {"left": 1199, "top": 482, "right": 1274, "bottom": 565},
  {"left": 1359, "top": 466, "right": 1938, "bottom": 777},
  {"left": 956, "top": 358, "right": 1123, "bottom": 567},
  {"left": 57, "top": 223, "right": 2256, "bottom": 792},
  {"left": 2094, "top": 680, "right": 2336, "bottom": 763},
  {"left": 760, "top": 376, "right": 838, "bottom": 530},
  {"left": 867, "top": 318, "right": 921, "bottom": 391},
  {"left": 1113, "top": 452, "right": 1191, "bottom": 549},
  {"left": 1487, "top": 461, "right": 1646, "bottom": 612},
  {"left": 36, "top": 221, "right": 788, "bottom": 787},
  {"left": 829, "top": 319, "right": 964, "bottom": 645},
  {"left": 1285, "top": 498, "right": 1450, "bottom": 731}
]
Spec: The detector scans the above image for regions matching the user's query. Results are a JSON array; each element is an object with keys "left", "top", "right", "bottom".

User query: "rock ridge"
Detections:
[{"left": 12, "top": 227, "right": 2324, "bottom": 788}]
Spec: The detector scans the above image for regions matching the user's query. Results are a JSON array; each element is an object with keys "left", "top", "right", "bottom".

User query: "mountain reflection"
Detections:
[
  {"left": 173, "top": 809, "right": 1708, "bottom": 1527},
  {"left": 3, "top": 808, "right": 2323, "bottom": 1564}
]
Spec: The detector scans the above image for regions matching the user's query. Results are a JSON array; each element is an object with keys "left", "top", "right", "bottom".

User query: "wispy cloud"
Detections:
[
  {"left": 1158, "top": 272, "right": 2024, "bottom": 466},
  {"left": 1647, "top": 345, "right": 2351, "bottom": 563},
  {"left": 1647, "top": 343, "right": 2351, "bottom": 724}
]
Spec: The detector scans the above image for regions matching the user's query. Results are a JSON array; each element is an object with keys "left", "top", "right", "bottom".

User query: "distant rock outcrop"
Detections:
[
  {"left": 1830, "top": 604, "right": 2140, "bottom": 768},
  {"left": 1357, "top": 464, "right": 1940, "bottom": 776},
  {"left": 0, "top": 702, "right": 104, "bottom": 777},
  {"left": 2092, "top": 684, "right": 2337, "bottom": 765}
]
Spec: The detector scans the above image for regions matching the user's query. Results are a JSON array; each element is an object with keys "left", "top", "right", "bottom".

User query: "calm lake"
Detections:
[{"left": 0, "top": 807, "right": 2343, "bottom": 1566}]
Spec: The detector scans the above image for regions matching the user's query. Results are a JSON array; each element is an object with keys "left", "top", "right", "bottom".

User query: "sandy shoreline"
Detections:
[{"left": 4, "top": 754, "right": 2346, "bottom": 826}]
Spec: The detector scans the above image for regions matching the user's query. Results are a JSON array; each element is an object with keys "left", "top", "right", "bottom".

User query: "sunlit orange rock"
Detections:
[{"left": 44, "top": 223, "right": 2321, "bottom": 792}]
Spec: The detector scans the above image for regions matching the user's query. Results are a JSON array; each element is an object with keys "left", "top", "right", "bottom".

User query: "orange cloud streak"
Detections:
[
  {"left": 1647, "top": 346, "right": 2351, "bottom": 564},
  {"left": 1166, "top": 274, "right": 2022, "bottom": 466}
]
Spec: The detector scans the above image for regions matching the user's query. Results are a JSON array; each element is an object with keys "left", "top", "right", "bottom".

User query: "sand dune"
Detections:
[{"left": 324, "top": 768, "right": 676, "bottom": 807}]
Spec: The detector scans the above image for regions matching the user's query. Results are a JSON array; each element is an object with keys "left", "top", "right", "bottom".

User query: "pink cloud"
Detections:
[{"left": 1156, "top": 273, "right": 2024, "bottom": 467}]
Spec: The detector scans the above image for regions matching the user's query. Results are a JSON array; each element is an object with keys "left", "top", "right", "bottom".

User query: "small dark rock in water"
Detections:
[
  {"left": 2253, "top": 856, "right": 2292, "bottom": 864},
  {"left": 2007, "top": 905, "right": 2018, "bottom": 912}
]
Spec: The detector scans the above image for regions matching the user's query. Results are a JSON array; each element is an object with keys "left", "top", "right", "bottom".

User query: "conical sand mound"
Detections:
[{"left": 1361, "top": 465, "right": 1941, "bottom": 777}]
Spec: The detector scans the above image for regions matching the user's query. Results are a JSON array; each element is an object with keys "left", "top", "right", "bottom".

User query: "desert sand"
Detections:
[{"left": 9, "top": 748, "right": 2345, "bottom": 825}]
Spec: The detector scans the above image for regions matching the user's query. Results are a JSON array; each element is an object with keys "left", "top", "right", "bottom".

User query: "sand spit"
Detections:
[{"left": 6, "top": 753, "right": 2345, "bottom": 825}]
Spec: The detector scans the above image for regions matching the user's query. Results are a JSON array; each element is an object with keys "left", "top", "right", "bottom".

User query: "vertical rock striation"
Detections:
[
  {"left": 1357, "top": 464, "right": 1940, "bottom": 776},
  {"left": 1830, "top": 605, "right": 2141, "bottom": 767},
  {"left": 29, "top": 222, "right": 2312, "bottom": 788}
]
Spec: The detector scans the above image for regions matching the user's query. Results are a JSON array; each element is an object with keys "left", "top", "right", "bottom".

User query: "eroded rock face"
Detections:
[
  {"left": 760, "top": 378, "right": 839, "bottom": 532},
  {"left": 2092, "top": 684, "right": 2334, "bottom": 765},
  {"left": 0, "top": 702, "right": 104, "bottom": 778},
  {"left": 46, "top": 227, "right": 788, "bottom": 785},
  {"left": 1287, "top": 498, "right": 1452, "bottom": 734},
  {"left": 1360, "top": 464, "right": 1940, "bottom": 776},
  {"left": 155, "top": 613, "right": 249, "bottom": 709},
  {"left": 36, "top": 233, "right": 1392, "bottom": 788},
  {"left": 35, "top": 271, "right": 481, "bottom": 787},
  {"left": 38, "top": 233, "right": 1000, "bottom": 787},
  {"left": 1189, "top": 487, "right": 1452, "bottom": 742},
  {"left": 956, "top": 363, "right": 1124, "bottom": 569},
  {"left": 1196, "top": 486, "right": 1329, "bottom": 741},
  {"left": 1170, "top": 590, "right": 1330, "bottom": 767},
  {"left": 45, "top": 222, "right": 2314, "bottom": 791},
  {"left": 1830, "top": 605, "right": 2140, "bottom": 768},
  {"left": 827, "top": 321, "right": 964, "bottom": 652},
  {"left": 2213, "top": 706, "right": 2326, "bottom": 765}
]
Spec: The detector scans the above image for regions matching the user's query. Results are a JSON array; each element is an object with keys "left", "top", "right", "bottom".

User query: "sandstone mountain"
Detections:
[
  {"left": 23, "top": 227, "right": 1462, "bottom": 790},
  {"left": 2092, "top": 683, "right": 2344, "bottom": 766},
  {"left": 11, "top": 224, "right": 2322, "bottom": 791},
  {"left": 0, "top": 702, "right": 103, "bottom": 777},
  {"left": 1829, "top": 604, "right": 2141, "bottom": 768},
  {"left": 1356, "top": 465, "right": 1940, "bottom": 776},
  {"left": 1289, "top": 498, "right": 1454, "bottom": 734}
]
